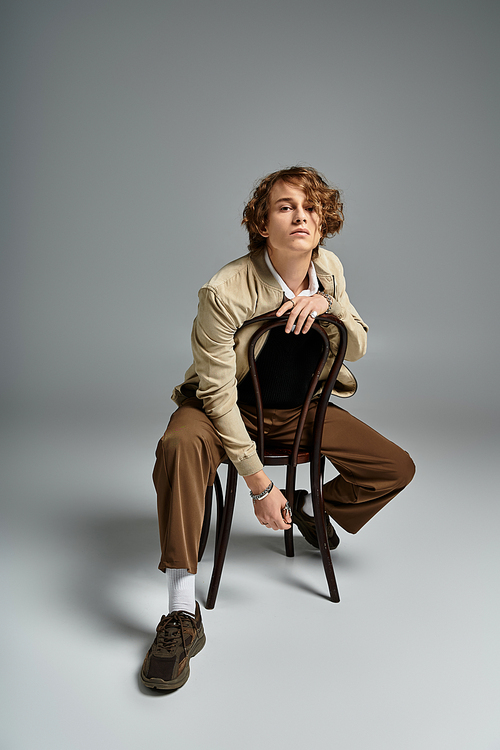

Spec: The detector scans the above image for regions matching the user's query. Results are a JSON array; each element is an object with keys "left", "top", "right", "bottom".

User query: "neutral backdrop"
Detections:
[{"left": 2, "top": 1, "right": 499, "bottom": 749}]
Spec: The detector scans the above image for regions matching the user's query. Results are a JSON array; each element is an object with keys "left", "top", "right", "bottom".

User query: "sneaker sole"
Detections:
[{"left": 140, "top": 629, "right": 206, "bottom": 691}]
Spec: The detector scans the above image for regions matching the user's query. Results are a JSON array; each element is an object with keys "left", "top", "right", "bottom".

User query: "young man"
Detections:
[{"left": 141, "top": 166, "right": 415, "bottom": 691}]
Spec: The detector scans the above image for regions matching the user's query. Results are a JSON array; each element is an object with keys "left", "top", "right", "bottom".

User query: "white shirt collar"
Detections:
[{"left": 264, "top": 250, "right": 319, "bottom": 300}]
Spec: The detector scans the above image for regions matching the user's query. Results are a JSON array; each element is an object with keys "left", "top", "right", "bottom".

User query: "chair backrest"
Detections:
[{"left": 241, "top": 311, "right": 348, "bottom": 468}]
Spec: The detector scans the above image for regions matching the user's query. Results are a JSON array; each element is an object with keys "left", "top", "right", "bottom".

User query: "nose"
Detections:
[{"left": 294, "top": 206, "right": 307, "bottom": 223}]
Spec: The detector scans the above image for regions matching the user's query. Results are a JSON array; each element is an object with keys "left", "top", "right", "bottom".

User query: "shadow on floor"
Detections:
[{"left": 50, "top": 501, "right": 362, "bottom": 636}]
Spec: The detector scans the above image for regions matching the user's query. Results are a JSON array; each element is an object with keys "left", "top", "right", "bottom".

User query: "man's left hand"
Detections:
[{"left": 276, "top": 293, "right": 329, "bottom": 334}]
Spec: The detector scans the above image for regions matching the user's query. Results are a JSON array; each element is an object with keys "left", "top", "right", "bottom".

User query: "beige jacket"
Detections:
[{"left": 172, "top": 248, "right": 368, "bottom": 476}]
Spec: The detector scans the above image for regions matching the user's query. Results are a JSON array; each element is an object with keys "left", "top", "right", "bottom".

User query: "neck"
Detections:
[{"left": 267, "top": 249, "right": 312, "bottom": 296}]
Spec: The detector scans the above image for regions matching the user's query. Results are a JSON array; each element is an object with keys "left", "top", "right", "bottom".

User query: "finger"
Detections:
[
  {"left": 260, "top": 516, "right": 290, "bottom": 530},
  {"left": 272, "top": 514, "right": 291, "bottom": 530},
  {"left": 301, "top": 311, "right": 317, "bottom": 334},
  {"left": 293, "top": 307, "right": 312, "bottom": 334},
  {"left": 276, "top": 299, "right": 294, "bottom": 317},
  {"left": 285, "top": 303, "right": 302, "bottom": 333}
]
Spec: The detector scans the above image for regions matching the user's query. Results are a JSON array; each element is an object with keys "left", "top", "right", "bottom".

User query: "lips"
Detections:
[{"left": 291, "top": 229, "right": 310, "bottom": 235}]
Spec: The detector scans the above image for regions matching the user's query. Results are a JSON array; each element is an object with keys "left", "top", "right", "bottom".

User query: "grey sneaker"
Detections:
[
  {"left": 292, "top": 489, "right": 340, "bottom": 550},
  {"left": 141, "top": 602, "right": 206, "bottom": 690}
]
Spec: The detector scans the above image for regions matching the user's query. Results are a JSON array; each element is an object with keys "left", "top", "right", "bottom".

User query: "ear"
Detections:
[{"left": 259, "top": 223, "right": 269, "bottom": 238}]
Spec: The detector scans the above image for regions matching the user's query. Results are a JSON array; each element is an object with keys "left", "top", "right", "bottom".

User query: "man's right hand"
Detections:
[
  {"left": 243, "top": 470, "right": 292, "bottom": 530},
  {"left": 253, "top": 484, "right": 292, "bottom": 530}
]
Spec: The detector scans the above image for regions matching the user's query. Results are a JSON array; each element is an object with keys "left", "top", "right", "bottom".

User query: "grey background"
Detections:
[{"left": 2, "top": 1, "right": 499, "bottom": 749}]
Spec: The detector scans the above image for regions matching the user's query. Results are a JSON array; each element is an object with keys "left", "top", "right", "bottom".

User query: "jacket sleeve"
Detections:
[
  {"left": 191, "top": 286, "right": 263, "bottom": 477},
  {"left": 330, "top": 258, "right": 368, "bottom": 362}
]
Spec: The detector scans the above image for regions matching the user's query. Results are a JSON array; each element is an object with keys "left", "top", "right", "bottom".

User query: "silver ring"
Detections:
[{"left": 310, "top": 311, "right": 318, "bottom": 319}]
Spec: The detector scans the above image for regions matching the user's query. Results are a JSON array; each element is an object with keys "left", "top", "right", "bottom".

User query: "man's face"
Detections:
[{"left": 260, "top": 180, "right": 321, "bottom": 262}]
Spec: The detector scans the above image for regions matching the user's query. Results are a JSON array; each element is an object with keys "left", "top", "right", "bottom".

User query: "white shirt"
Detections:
[{"left": 264, "top": 250, "right": 319, "bottom": 299}]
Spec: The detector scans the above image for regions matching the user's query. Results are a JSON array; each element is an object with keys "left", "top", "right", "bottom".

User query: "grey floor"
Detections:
[
  {"left": 3, "top": 1, "right": 499, "bottom": 747},
  {"left": 2, "top": 399, "right": 499, "bottom": 750}
]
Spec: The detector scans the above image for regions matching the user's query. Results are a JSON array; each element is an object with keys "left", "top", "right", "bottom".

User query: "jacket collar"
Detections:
[
  {"left": 250, "top": 250, "right": 283, "bottom": 292},
  {"left": 312, "top": 249, "right": 336, "bottom": 296}
]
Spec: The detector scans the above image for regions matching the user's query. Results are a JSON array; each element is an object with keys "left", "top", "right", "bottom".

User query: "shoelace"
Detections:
[{"left": 156, "top": 612, "right": 192, "bottom": 656}]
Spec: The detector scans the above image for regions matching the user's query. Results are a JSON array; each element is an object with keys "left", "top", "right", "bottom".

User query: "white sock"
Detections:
[
  {"left": 302, "top": 491, "right": 314, "bottom": 517},
  {"left": 166, "top": 568, "right": 196, "bottom": 617}
]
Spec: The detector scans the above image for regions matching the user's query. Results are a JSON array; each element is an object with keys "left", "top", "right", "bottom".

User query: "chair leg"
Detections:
[
  {"left": 206, "top": 463, "right": 238, "bottom": 609},
  {"left": 311, "top": 458, "right": 340, "bottom": 603},
  {"left": 213, "top": 471, "right": 224, "bottom": 547},
  {"left": 284, "top": 465, "right": 295, "bottom": 557},
  {"left": 198, "top": 485, "right": 213, "bottom": 562}
]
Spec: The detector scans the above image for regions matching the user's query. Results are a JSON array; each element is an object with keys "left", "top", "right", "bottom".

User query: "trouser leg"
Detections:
[
  {"left": 154, "top": 398, "right": 415, "bottom": 572},
  {"left": 316, "top": 404, "right": 415, "bottom": 533},
  {"left": 153, "top": 398, "right": 226, "bottom": 574},
  {"left": 240, "top": 402, "right": 415, "bottom": 535}
]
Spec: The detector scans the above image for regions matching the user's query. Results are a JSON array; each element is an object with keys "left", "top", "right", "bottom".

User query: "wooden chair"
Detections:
[{"left": 198, "top": 310, "right": 348, "bottom": 608}]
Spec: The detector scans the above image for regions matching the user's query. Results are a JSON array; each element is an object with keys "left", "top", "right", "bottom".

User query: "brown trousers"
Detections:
[{"left": 153, "top": 398, "right": 415, "bottom": 574}]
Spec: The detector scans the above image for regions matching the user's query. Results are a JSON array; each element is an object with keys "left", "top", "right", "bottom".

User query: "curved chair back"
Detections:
[
  {"left": 242, "top": 311, "right": 348, "bottom": 470},
  {"left": 202, "top": 309, "right": 348, "bottom": 608}
]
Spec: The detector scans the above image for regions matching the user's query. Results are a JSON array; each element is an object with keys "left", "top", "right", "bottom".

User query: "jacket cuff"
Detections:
[{"left": 233, "top": 453, "right": 264, "bottom": 477}]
